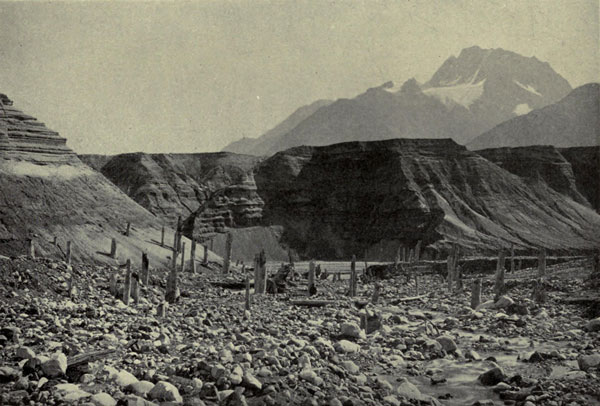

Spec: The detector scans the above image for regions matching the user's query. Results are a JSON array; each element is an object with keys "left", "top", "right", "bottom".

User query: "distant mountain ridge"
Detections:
[
  {"left": 223, "top": 46, "right": 573, "bottom": 156},
  {"left": 468, "top": 83, "right": 599, "bottom": 150}
]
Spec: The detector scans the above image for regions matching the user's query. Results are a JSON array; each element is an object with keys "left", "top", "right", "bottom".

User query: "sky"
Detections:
[{"left": 0, "top": 0, "right": 598, "bottom": 155}]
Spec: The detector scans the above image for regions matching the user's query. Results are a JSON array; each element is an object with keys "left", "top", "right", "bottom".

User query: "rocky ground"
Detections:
[{"left": 0, "top": 255, "right": 599, "bottom": 406}]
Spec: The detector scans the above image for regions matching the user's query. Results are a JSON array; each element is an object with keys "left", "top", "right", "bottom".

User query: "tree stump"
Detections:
[
  {"left": 308, "top": 260, "right": 315, "bottom": 296},
  {"left": 203, "top": 244, "right": 208, "bottom": 266},
  {"left": 538, "top": 248, "right": 547, "bottom": 278},
  {"left": 123, "top": 259, "right": 131, "bottom": 306},
  {"left": 28, "top": 239, "right": 35, "bottom": 259},
  {"left": 157, "top": 302, "right": 168, "bottom": 317},
  {"left": 141, "top": 252, "right": 149, "bottom": 285},
  {"left": 110, "top": 238, "right": 117, "bottom": 259},
  {"left": 471, "top": 278, "right": 482, "bottom": 309},
  {"left": 223, "top": 232, "right": 233, "bottom": 274},
  {"left": 190, "top": 240, "right": 197, "bottom": 273},
  {"left": 494, "top": 250, "right": 506, "bottom": 299}
]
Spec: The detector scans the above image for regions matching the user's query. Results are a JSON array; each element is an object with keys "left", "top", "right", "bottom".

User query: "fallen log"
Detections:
[
  {"left": 68, "top": 349, "right": 116, "bottom": 367},
  {"left": 290, "top": 299, "right": 337, "bottom": 307},
  {"left": 391, "top": 294, "right": 428, "bottom": 304}
]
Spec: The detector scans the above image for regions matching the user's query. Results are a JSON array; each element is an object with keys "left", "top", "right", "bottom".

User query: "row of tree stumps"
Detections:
[{"left": 470, "top": 246, "right": 549, "bottom": 309}]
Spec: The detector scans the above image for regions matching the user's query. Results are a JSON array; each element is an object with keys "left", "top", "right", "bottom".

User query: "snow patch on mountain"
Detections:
[
  {"left": 423, "top": 79, "right": 486, "bottom": 108},
  {"left": 514, "top": 103, "right": 532, "bottom": 115},
  {"left": 514, "top": 80, "right": 542, "bottom": 97}
]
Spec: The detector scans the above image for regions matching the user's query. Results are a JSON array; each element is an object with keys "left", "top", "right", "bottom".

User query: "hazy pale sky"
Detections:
[{"left": 0, "top": 0, "right": 598, "bottom": 154}]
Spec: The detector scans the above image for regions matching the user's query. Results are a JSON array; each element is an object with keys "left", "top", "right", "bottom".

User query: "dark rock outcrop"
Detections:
[
  {"left": 476, "top": 146, "right": 589, "bottom": 206},
  {"left": 255, "top": 139, "right": 600, "bottom": 259},
  {"left": 80, "top": 152, "right": 264, "bottom": 233},
  {"left": 560, "top": 146, "right": 600, "bottom": 213}
]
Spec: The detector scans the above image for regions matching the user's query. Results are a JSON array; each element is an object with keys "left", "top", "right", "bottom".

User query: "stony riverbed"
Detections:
[{"left": 0, "top": 255, "right": 598, "bottom": 406}]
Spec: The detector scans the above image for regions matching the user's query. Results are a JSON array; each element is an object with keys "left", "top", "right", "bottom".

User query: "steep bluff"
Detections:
[
  {"left": 476, "top": 146, "right": 589, "bottom": 206},
  {"left": 0, "top": 92, "right": 213, "bottom": 266},
  {"left": 560, "top": 146, "right": 600, "bottom": 213},
  {"left": 80, "top": 152, "right": 265, "bottom": 234},
  {"left": 255, "top": 139, "right": 600, "bottom": 258},
  {"left": 0, "top": 93, "right": 76, "bottom": 163}
]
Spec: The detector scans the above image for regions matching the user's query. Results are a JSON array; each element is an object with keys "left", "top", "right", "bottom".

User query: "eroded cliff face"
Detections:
[
  {"left": 0, "top": 93, "right": 175, "bottom": 265},
  {"left": 81, "top": 153, "right": 265, "bottom": 234},
  {"left": 476, "top": 146, "right": 589, "bottom": 206},
  {"left": 255, "top": 139, "right": 600, "bottom": 259},
  {"left": 0, "top": 93, "right": 77, "bottom": 163},
  {"left": 560, "top": 146, "right": 600, "bottom": 213}
]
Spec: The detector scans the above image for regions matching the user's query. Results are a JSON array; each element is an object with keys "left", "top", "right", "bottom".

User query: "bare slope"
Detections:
[
  {"left": 224, "top": 47, "right": 571, "bottom": 156},
  {"left": 468, "top": 83, "right": 599, "bottom": 150},
  {"left": 255, "top": 139, "right": 600, "bottom": 259},
  {"left": 0, "top": 93, "right": 220, "bottom": 266}
]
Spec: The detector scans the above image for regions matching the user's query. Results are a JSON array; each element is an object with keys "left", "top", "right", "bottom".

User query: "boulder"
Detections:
[
  {"left": 478, "top": 366, "right": 506, "bottom": 386},
  {"left": 585, "top": 317, "right": 600, "bottom": 332},
  {"left": 147, "top": 381, "right": 183, "bottom": 403},
  {"left": 340, "top": 322, "right": 366, "bottom": 340},
  {"left": 577, "top": 354, "right": 600, "bottom": 371},
  {"left": 41, "top": 352, "right": 67, "bottom": 378},
  {"left": 435, "top": 336, "right": 458, "bottom": 353}
]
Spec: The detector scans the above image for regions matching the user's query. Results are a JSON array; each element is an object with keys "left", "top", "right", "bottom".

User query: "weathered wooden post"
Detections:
[
  {"left": 190, "top": 240, "right": 197, "bottom": 273},
  {"left": 415, "top": 240, "right": 422, "bottom": 262},
  {"left": 123, "top": 259, "right": 131, "bottom": 306},
  {"left": 308, "top": 260, "right": 315, "bottom": 295},
  {"left": 202, "top": 244, "right": 208, "bottom": 266},
  {"left": 131, "top": 274, "right": 139, "bottom": 305},
  {"left": 180, "top": 242, "right": 186, "bottom": 272},
  {"left": 447, "top": 249, "right": 455, "bottom": 292},
  {"left": 538, "top": 248, "right": 546, "bottom": 278},
  {"left": 253, "top": 250, "right": 266, "bottom": 294},
  {"left": 288, "top": 249, "right": 294, "bottom": 266},
  {"left": 223, "top": 232, "right": 233, "bottom": 274},
  {"left": 160, "top": 226, "right": 165, "bottom": 248},
  {"left": 53, "top": 236, "right": 58, "bottom": 246},
  {"left": 176, "top": 216, "right": 182, "bottom": 252},
  {"left": 157, "top": 302, "right": 168, "bottom": 317},
  {"left": 210, "top": 237, "right": 214, "bottom": 251},
  {"left": 532, "top": 278, "right": 546, "bottom": 303},
  {"left": 348, "top": 255, "right": 357, "bottom": 297},
  {"left": 109, "top": 268, "right": 117, "bottom": 297},
  {"left": 141, "top": 252, "right": 149, "bottom": 285},
  {"left": 125, "top": 222, "right": 131, "bottom": 237},
  {"left": 510, "top": 244, "right": 515, "bottom": 273},
  {"left": 372, "top": 282, "right": 380, "bottom": 304},
  {"left": 471, "top": 278, "right": 482, "bottom": 309},
  {"left": 518, "top": 258, "right": 522, "bottom": 271},
  {"left": 66, "top": 241, "right": 72, "bottom": 265},
  {"left": 394, "top": 243, "right": 402, "bottom": 267},
  {"left": 67, "top": 271, "right": 74, "bottom": 298},
  {"left": 244, "top": 265, "right": 250, "bottom": 311},
  {"left": 494, "top": 250, "right": 506, "bottom": 299},
  {"left": 28, "top": 239, "right": 35, "bottom": 259},
  {"left": 415, "top": 273, "right": 420, "bottom": 296},
  {"left": 364, "top": 249, "right": 368, "bottom": 273},
  {"left": 110, "top": 238, "right": 117, "bottom": 259},
  {"left": 166, "top": 248, "right": 179, "bottom": 304}
]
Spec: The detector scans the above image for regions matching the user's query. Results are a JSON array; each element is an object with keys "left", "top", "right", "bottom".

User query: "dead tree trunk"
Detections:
[
  {"left": 308, "top": 260, "right": 315, "bottom": 295},
  {"left": 203, "top": 244, "right": 208, "bottom": 266},
  {"left": 110, "top": 238, "right": 117, "bottom": 259},
  {"left": 141, "top": 252, "right": 149, "bottom": 285},
  {"left": 494, "top": 250, "right": 507, "bottom": 299},
  {"left": 538, "top": 248, "right": 546, "bottom": 278},
  {"left": 223, "top": 232, "right": 233, "bottom": 274},
  {"left": 348, "top": 255, "right": 357, "bottom": 297},
  {"left": 180, "top": 242, "right": 186, "bottom": 272},
  {"left": 510, "top": 244, "right": 515, "bottom": 273},
  {"left": 471, "top": 278, "right": 482, "bottom": 309},
  {"left": 28, "top": 239, "right": 35, "bottom": 259},
  {"left": 253, "top": 250, "right": 266, "bottom": 294},
  {"left": 190, "top": 240, "right": 196, "bottom": 274},
  {"left": 244, "top": 265, "right": 250, "bottom": 311},
  {"left": 123, "top": 259, "right": 131, "bottom": 306}
]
